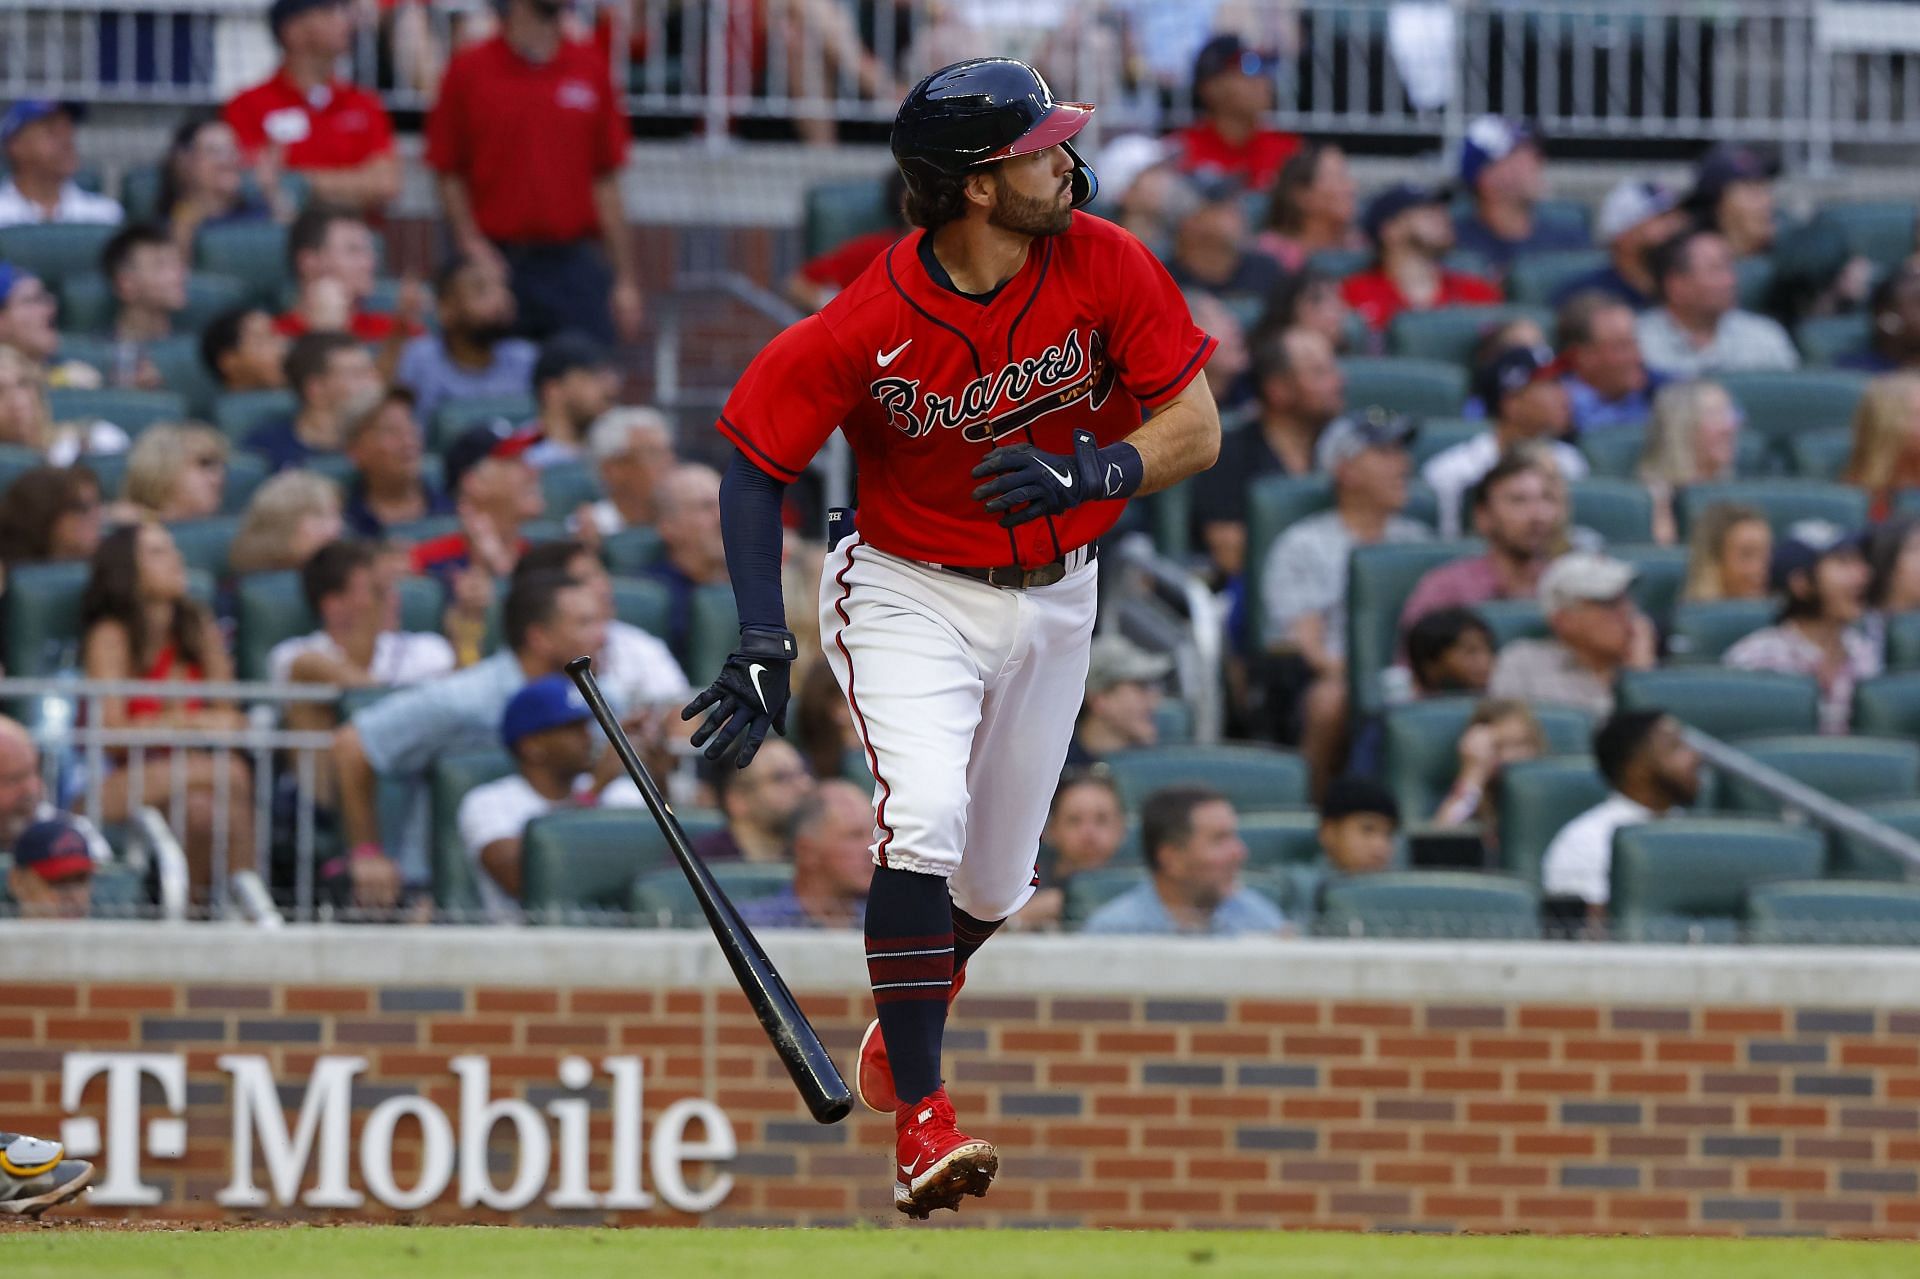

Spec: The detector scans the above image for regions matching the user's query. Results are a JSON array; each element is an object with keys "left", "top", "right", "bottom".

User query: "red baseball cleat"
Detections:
[
  {"left": 893, "top": 1088, "right": 996, "bottom": 1219},
  {"left": 856, "top": 967, "right": 966, "bottom": 1115}
]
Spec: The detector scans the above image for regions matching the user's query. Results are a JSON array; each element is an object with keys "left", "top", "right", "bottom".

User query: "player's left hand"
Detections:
[
  {"left": 970, "top": 430, "right": 1109, "bottom": 528},
  {"left": 681, "top": 626, "right": 798, "bottom": 767}
]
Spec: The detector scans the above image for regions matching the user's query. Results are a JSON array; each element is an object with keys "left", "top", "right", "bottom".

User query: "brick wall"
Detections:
[{"left": 4, "top": 928, "right": 1919, "bottom": 1235}]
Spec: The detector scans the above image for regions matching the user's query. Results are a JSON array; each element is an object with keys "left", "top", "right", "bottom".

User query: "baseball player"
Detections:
[{"left": 683, "top": 58, "right": 1221, "bottom": 1218}]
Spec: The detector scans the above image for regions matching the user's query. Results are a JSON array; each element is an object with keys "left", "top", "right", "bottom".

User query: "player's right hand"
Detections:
[{"left": 682, "top": 625, "right": 798, "bottom": 767}]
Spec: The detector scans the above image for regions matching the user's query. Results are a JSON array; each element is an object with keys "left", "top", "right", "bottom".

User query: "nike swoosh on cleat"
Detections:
[
  {"left": 1038, "top": 459, "right": 1073, "bottom": 488},
  {"left": 877, "top": 339, "right": 912, "bottom": 367},
  {"left": 747, "top": 663, "right": 772, "bottom": 713},
  {"left": 902, "top": 1154, "right": 929, "bottom": 1178}
]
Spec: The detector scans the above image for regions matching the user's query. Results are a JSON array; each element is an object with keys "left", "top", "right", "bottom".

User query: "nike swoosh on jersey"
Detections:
[
  {"left": 1038, "top": 458, "right": 1074, "bottom": 488},
  {"left": 876, "top": 339, "right": 912, "bottom": 367},
  {"left": 747, "top": 663, "right": 772, "bottom": 713}
]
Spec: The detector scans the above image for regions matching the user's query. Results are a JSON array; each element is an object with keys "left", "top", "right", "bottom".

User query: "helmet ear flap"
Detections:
[{"left": 1063, "top": 139, "right": 1099, "bottom": 209}]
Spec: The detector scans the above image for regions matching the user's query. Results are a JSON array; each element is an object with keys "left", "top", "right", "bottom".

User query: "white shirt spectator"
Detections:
[
  {"left": 0, "top": 179, "right": 123, "bottom": 228},
  {"left": 1263, "top": 510, "right": 1430, "bottom": 657},
  {"left": 1540, "top": 793, "right": 1655, "bottom": 905},
  {"left": 1723, "top": 623, "right": 1882, "bottom": 735},
  {"left": 599, "top": 619, "right": 690, "bottom": 709},
  {"left": 457, "top": 773, "right": 644, "bottom": 921},
  {"left": 1634, "top": 307, "right": 1798, "bottom": 378},
  {"left": 266, "top": 629, "right": 457, "bottom": 687},
  {"left": 1422, "top": 432, "right": 1589, "bottom": 539}
]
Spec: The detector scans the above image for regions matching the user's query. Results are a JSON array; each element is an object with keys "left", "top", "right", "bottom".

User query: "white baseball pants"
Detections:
[{"left": 819, "top": 533, "right": 1098, "bottom": 921}]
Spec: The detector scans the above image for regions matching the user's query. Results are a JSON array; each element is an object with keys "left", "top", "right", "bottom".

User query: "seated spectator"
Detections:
[
  {"left": 340, "top": 388, "right": 451, "bottom": 538},
  {"left": 1185, "top": 290, "right": 1255, "bottom": 425},
  {"left": 1168, "top": 35, "right": 1299, "bottom": 191},
  {"left": 1725, "top": 523, "right": 1880, "bottom": 735},
  {"left": 1766, "top": 216, "right": 1872, "bottom": 332},
  {"left": 122, "top": 423, "right": 227, "bottom": 523},
  {"left": 1640, "top": 379, "right": 1742, "bottom": 545},
  {"left": 0, "top": 714, "right": 111, "bottom": 867},
  {"left": 737, "top": 781, "right": 875, "bottom": 929},
  {"left": 1101, "top": 138, "right": 1190, "bottom": 256},
  {"left": 1343, "top": 183, "right": 1501, "bottom": 334},
  {"left": 1541, "top": 709, "right": 1701, "bottom": 925},
  {"left": 1424, "top": 346, "right": 1587, "bottom": 537},
  {"left": 1456, "top": 314, "right": 1550, "bottom": 418},
  {"left": 582, "top": 406, "right": 675, "bottom": 537},
  {"left": 1192, "top": 326, "right": 1345, "bottom": 581},
  {"left": 1558, "top": 291, "right": 1661, "bottom": 434},
  {"left": 276, "top": 205, "right": 421, "bottom": 344},
  {"left": 228, "top": 471, "right": 344, "bottom": 575},
  {"left": 0, "top": 344, "right": 125, "bottom": 466},
  {"left": 1264, "top": 412, "right": 1430, "bottom": 792},
  {"left": 1256, "top": 267, "right": 1355, "bottom": 356},
  {"left": 1682, "top": 502, "right": 1773, "bottom": 603},
  {"left": 1017, "top": 767, "right": 1127, "bottom": 932},
  {"left": 1066, "top": 635, "right": 1171, "bottom": 768},
  {"left": 1866, "top": 514, "right": 1920, "bottom": 622},
  {"left": 693, "top": 738, "right": 814, "bottom": 865},
  {"left": 80, "top": 523, "right": 259, "bottom": 904},
  {"left": 1405, "top": 607, "right": 1497, "bottom": 698},
  {"left": 1257, "top": 142, "right": 1362, "bottom": 271},
  {"left": 0, "top": 101, "right": 123, "bottom": 228},
  {"left": 1400, "top": 453, "right": 1564, "bottom": 637},
  {"left": 5, "top": 819, "right": 95, "bottom": 919},
  {"left": 793, "top": 659, "right": 861, "bottom": 786},
  {"left": 1452, "top": 117, "right": 1587, "bottom": 276},
  {"left": 100, "top": 224, "right": 188, "bottom": 388},
  {"left": 223, "top": 0, "right": 401, "bottom": 214},
  {"left": 1082, "top": 785, "right": 1284, "bottom": 937},
  {"left": 0, "top": 464, "right": 101, "bottom": 566},
  {"left": 1684, "top": 143, "right": 1777, "bottom": 261},
  {"left": 1551, "top": 180, "right": 1686, "bottom": 311},
  {"left": 513, "top": 539, "right": 690, "bottom": 711},
  {"left": 158, "top": 114, "right": 285, "bottom": 257},
  {"left": 394, "top": 254, "right": 538, "bottom": 427},
  {"left": 1307, "top": 777, "right": 1401, "bottom": 915},
  {"left": 332, "top": 570, "right": 610, "bottom": 909},
  {"left": 1636, "top": 228, "right": 1798, "bottom": 378},
  {"left": 0, "top": 265, "right": 100, "bottom": 389},
  {"left": 526, "top": 332, "right": 618, "bottom": 467},
  {"left": 782, "top": 171, "right": 908, "bottom": 314},
  {"left": 412, "top": 423, "right": 547, "bottom": 665},
  {"left": 1165, "top": 183, "right": 1284, "bottom": 306},
  {"left": 1842, "top": 372, "right": 1920, "bottom": 522},
  {"left": 246, "top": 331, "right": 380, "bottom": 472},
  {"left": 1489, "top": 551, "right": 1653, "bottom": 715},
  {"left": 457, "top": 675, "right": 638, "bottom": 921},
  {"left": 199, "top": 306, "right": 289, "bottom": 392},
  {"left": 1432, "top": 699, "right": 1547, "bottom": 847},
  {"left": 644, "top": 462, "right": 725, "bottom": 656},
  {"left": 1841, "top": 265, "right": 1920, "bottom": 374}
]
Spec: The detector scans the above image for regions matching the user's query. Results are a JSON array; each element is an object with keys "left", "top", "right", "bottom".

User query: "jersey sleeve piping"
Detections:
[
  {"left": 1136, "top": 334, "right": 1219, "bottom": 407},
  {"left": 715, "top": 414, "right": 806, "bottom": 483}
]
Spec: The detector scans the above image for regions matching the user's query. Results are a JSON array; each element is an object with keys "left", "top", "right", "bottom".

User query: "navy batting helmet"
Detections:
[{"left": 891, "top": 58, "right": 1099, "bottom": 212}]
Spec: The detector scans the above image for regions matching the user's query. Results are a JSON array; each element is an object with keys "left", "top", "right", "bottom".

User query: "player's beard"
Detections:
[{"left": 989, "top": 182, "right": 1074, "bottom": 238}]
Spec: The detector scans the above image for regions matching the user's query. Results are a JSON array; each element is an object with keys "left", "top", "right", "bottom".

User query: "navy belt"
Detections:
[{"left": 925, "top": 543, "right": 1097, "bottom": 590}]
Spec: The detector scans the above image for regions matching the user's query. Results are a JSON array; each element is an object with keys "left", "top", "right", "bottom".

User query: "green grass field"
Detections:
[{"left": 4, "top": 1226, "right": 1918, "bottom": 1279}]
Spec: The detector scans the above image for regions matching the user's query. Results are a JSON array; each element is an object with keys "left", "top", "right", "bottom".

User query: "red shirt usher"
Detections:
[
  {"left": 717, "top": 214, "right": 1216, "bottom": 568},
  {"left": 225, "top": 72, "right": 395, "bottom": 171}
]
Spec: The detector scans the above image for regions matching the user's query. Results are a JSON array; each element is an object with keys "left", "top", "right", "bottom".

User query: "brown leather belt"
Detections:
[{"left": 925, "top": 543, "right": 1098, "bottom": 590}]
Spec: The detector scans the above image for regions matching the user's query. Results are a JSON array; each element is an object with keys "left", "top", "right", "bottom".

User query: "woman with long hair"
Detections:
[
  {"left": 121, "top": 422, "right": 228, "bottom": 523},
  {"left": 0, "top": 464, "right": 102, "bottom": 566},
  {"left": 228, "top": 471, "right": 344, "bottom": 575},
  {"left": 156, "top": 114, "right": 286, "bottom": 255},
  {"left": 1640, "top": 379, "right": 1743, "bottom": 545},
  {"left": 1682, "top": 502, "right": 1773, "bottom": 603},
  {"left": 1258, "top": 142, "right": 1362, "bottom": 270},
  {"left": 1842, "top": 372, "right": 1920, "bottom": 522},
  {"left": 80, "top": 522, "right": 258, "bottom": 903}
]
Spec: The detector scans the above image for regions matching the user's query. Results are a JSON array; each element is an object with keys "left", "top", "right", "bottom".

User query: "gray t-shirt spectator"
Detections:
[
  {"left": 1082, "top": 880, "right": 1285, "bottom": 936},
  {"left": 1263, "top": 510, "right": 1431, "bottom": 658},
  {"left": 1487, "top": 638, "right": 1617, "bottom": 716},
  {"left": 1634, "top": 307, "right": 1798, "bottom": 378},
  {"left": 394, "top": 334, "right": 538, "bottom": 428}
]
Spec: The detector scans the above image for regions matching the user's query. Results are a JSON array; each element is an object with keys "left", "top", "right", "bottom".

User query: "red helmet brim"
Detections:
[{"left": 980, "top": 101, "right": 1095, "bottom": 163}]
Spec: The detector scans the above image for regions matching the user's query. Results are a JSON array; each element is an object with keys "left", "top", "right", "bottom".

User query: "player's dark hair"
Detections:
[
  {"left": 300, "top": 538, "right": 378, "bottom": 616},
  {"left": 902, "top": 166, "right": 981, "bottom": 233},
  {"left": 1139, "top": 784, "right": 1228, "bottom": 873},
  {"left": 1648, "top": 226, "right": 1714, "bottom": 302},
  {"left": 287, "top": 204, "right": 364, "bottom": 277},
  {"left": 513, "top": 538, "right": 591, "bottom": 586},
  {"left": 1469, "top": 449, "right": 1546, "bottom": 513},
  {"left": 200, "top": 305, "right": 265, "bottom": 384},
  {"left": 502, "top": 569, "right": 578, "bottom": 655},
  {"left": 1405, "top": 607, "right": 1493, "bottom": 690},
  {"left": 101, "top": 222, "right": 173, "bottom": 291},
  {"left": 284, "top": 330, "right": 362, "bottom": 405},
  {"left": 1593, "top": 708, "right": 1668, "bottom": 791}
]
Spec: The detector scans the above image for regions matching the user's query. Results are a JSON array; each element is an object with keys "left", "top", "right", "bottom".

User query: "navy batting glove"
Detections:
[
  {"left": 681, "top": 625, "right": 796, "bottom": 767},
  {"left": 970, "top": 430, "right": 1142, "bottom": 528}
]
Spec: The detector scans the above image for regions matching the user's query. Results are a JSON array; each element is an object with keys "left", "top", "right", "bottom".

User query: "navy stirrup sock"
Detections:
[
  {"left": 951, "top": 903, "right": 1003, "bottom": 976},
  {"left": 864, "top": 866, "right": 954, "bottom": 1108}
]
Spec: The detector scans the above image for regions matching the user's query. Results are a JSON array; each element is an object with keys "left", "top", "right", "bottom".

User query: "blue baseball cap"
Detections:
[
  {"left": 0, "top": 262, "right": 37, "bottom": 306},
  {"left": 1362, "top": 182, "right": 1449, "bottom": 243},
  {"left": 13, "top": 819, "right": 93, "bottom": 884},
  {"left": 1, "top": 100, "right": 82, "bottom": 149},
  {"left": 500, "top": 676, "right": 592, "bottom": 752},
  {"left": 1459, "top": 116, "right": 1538, "bottom": 188}
]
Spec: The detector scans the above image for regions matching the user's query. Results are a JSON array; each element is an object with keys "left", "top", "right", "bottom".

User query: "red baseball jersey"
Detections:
[
  {"left": 718, "top": 213, "right": 1216, "bottom": 568},
  {"left": 224, "top": 72, "right": 395, "bottom": 172}
]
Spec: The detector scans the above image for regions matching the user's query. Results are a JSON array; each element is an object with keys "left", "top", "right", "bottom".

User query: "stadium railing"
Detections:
[{"left": 16, "top": 0, "right": 1920, "bottom": 174}]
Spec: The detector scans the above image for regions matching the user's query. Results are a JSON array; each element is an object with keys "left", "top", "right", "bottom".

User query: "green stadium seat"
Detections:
[
  {"left": 1577, "top": 424, "right": 1648, "bottom": 480},
  {"left": 1569, "top": 479, "right": 1654, "bottom": 544},
  {"left": 47, "top": 387, "right": 185, "bottom": 435},
  {"left": 1616, "top": 667, "right": 1820, "bottom": 741},
  {"left": 538, "top": 459, "right": 602, "bottom": 515},
  {"left": 803, "top": 179, "right": 892, "bottom": 258},
  {"left": 1408, "top": 418, "right": 1482, "bottom": 467},
  {"left": 145, "top": 335, "right": 223, "bottom": 420},
  {"left": 1673, "top": 481, "right": 1869, "bottom": 542},
  {"left": 1784, "top": 426, "right": 1856, "bottom": 481},
  {"left": 1105, "top": 744, "right": 1308, "bottom": 814},
  {"left": 1609, "top": 544, "right": 1690, "bottom": 633},
  {"left": 430, "top": 750, "right": 516, "bottom": 917},
  {"left": 1237, "top": 810, "right": 1325, "bottom": 871},
  {"left": 221, "top": 451, "right": 271, "bottom": 515},
  {"left": 433, "top": 393, "right": 535, "bottom": 451},
  {"left": 1854, "top": 672, "right": 1920, "bottom": 738},
  {"left": 1152, "top": 699, "right": 1194, "bottom": 746},
  {"left": 1900, "top": 490, "right": 1920, "bottom": 520},
  {"left": 194, "top": 222, "right": 289, "bottom": 307},
  {"left": 601, "top": 526, "right": 663, "bottom": 575},
  {"left": 1718, "top": 370, "right": 1868, "bottom": 454},
  {"left": 1819, "top": 200, "right": 1918, "bottom": 269},
  {"left": 1346, "top": 539, "right": 1482, "bottom": 715},
  {"left": 1338, "top": 357, "right": 1468, "bottom": 418},
  {"left": 235, "top": 571, "right": 306, "bottom": 680},
  {"left": 56, "top": 271, "right": 250, "bottom": 339},
  {"left": 87, "top": 859, "right": 149, "bottom": 917},
  {"left": 612, "top": 578, "right": 673, "bottom": 642},
  {"left": 1386, "top": 305, "right": 1553, "bottom": 365},
  {"left": 212, "top": 390, "right": 296, "bottom": 441},
  {"left": 1534, "top": 199, "right": 1592, "bottom": 243},
  {"left": 1495, "top": 755, "right": 1608, "bottom": 885},
  {"left": 1610, "top": 819, "right": 1825, "bottom": 943},
  {"left": 1735, "top": 256, "right": 1776, "bottom": 312},
  {"left": 1795, "top": 313, "right": 1871, "bottom": 367},
  {"left": 0, "top": 444, "right": 42, "bottom": 493},
  {"left": 1886, "top": 613, "right": 1920, "bottom": 670},
  {"left": 1382, "top": 698, "right": 1594, "bottom": 823},
  {"left": 0, "top": 223, "right": 117, "bottom": 287},
  {"left": 630, "top": 863, "right": 795, "bottom": 928},
  {"left": 1747, "top": 880, "right": 1920, "bottom": 946},
  {"left": 1506, "top": 249, "right": 1609, "bottom": 306},
  {"left": 1, "top": 561, "right": 90, "bottom": 679},
  {"left": 1064, "top": 867, "right": 1149, "bottom": 927},
  {"left": 396, "top": 575, "right": 446, "bottom": 634},
  {"left": 1829, "top": 799, "right": 1920, "bottom": 881},
  {"left": 1147, "top": 479, "right": 1191, "bottom": 560},
  {"left": 1715, "top": 735, "right": 1920, "bottom": 817},
  {"left": 1304, "top": 248, "right": 1372, "bottom": 280},
  {"left": 522, "top": 808, "right": 691, "bottom": 920},
  {"left": 1244, "top": 474, "right": 1332, "bottom": 650},
  {"left": 1474, "top": 599, "right": 1548, "bottom": 648},
  {"left": 165, "top": 515, "right": 241, "bottom": 577},
  {"left": 1665, "top": 599, "right": 1774, "bottom": 665},
  {"left": 1317, "top": 871, "right": 1540, "bottom": 940},
  {"left": 684, "top": 582, "right": 738, "bottom": 684}
]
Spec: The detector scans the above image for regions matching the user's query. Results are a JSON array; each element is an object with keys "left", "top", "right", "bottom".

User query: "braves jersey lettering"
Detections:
[{"left": 717, "top": 213, "right": 1215, "bottom": 568}]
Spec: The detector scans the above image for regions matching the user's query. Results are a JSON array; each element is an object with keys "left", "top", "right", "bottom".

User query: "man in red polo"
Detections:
[
  {"left": 1341, "top": 183, "right": 1502, "bottom": 333},
  {"left": 426, "top": 0, "right": 642, "bottom": 346},
  {"left": 223, "top": 0, "right": 400, "bottom": 214}
]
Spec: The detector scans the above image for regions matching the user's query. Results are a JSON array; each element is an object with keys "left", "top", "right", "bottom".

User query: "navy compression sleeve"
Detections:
[{"left": 719, "top": 450, "right": 789, "bottom": 631}]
